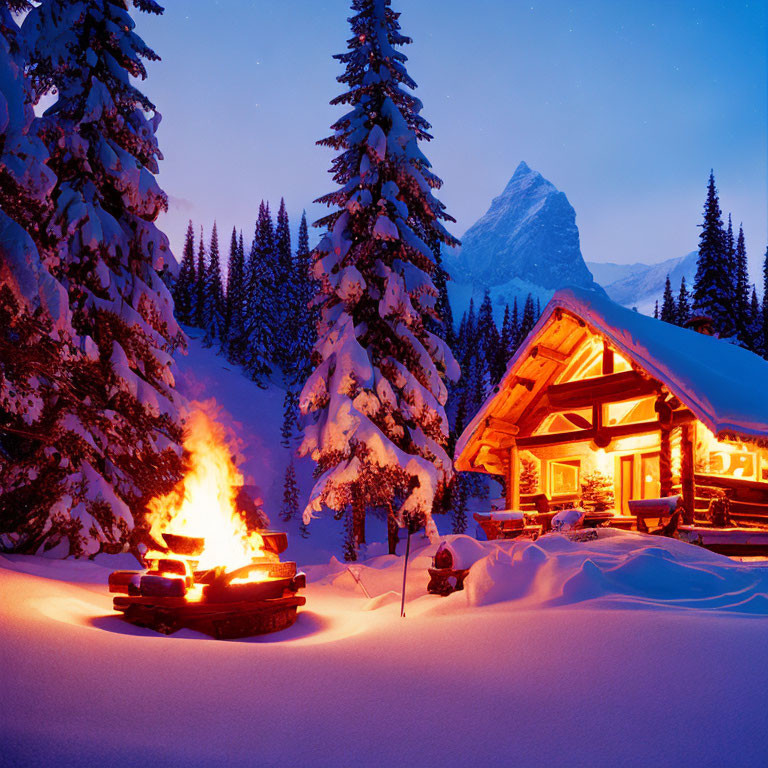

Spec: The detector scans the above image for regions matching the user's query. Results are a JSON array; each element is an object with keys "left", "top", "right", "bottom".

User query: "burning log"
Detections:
[
  {"left": 139, "top": 574, "right": 187, "bottom": 598},
  {"left": 108, "top": 571, "right": 141, "bottom": 595},
  {"left": 162, "top": 533, "right": 205, "bottom": 556}
]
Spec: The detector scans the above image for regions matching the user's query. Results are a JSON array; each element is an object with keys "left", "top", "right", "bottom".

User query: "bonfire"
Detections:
[{"left": 108, "top": 410, "right": 305, "bottom": 639}]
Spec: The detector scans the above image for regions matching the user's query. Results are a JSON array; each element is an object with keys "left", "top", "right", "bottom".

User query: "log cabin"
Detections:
[{"left": 454, "top": 287, "right": 768, "bottom": 527}]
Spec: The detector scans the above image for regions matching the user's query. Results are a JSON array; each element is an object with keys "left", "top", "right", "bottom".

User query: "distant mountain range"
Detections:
[
  {"left": 443, "top": 161, "right": 699, "bottom": 322},
  {"left": 587, "top": 251, "right": 698, "bottom": 314},
  {"left": 443, "top": 162, "right": 604, "bottom": 322}
]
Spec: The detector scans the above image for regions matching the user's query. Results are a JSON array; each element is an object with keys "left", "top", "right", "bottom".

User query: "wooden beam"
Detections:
[
  {"left": 532, "top": 345, "right": 568, "bottom": 364},
  {"left": 602, "top": 342, "right": 614, "bottom": 375},
  {"left": 510, "top": 444, "right": 520, "bottom": 510},
  {"left": 547, "top": 370, "right": 661, "bottom": 409},
  {"left": 659, "top": 423, "right": 672, "bottom": 497},
  {"left": 514, "top": 377, "right": 536, "bottom": 391},
  {"left": 681, "top": 423, "right": 695, "bottom": 524},
  {"left": 517, "top": 418, "right": 665, "bottom": 449},
  {"left": 485, "top": 416, "right": 519, "bottom": 436}
]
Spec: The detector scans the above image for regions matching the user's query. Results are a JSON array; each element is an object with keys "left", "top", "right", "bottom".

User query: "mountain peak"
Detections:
[{"left": 443, "top": 163, "right": 604, "bottom": 320}]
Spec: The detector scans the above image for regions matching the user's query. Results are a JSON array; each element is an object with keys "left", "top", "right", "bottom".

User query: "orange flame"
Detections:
[{"left": 146, "top": 407, "right": 266, "bottom": 570}]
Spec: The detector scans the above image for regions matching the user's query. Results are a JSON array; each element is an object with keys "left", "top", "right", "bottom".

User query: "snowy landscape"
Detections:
[{"left": 2, "top": 0, "right": 768, "bottom": 766}]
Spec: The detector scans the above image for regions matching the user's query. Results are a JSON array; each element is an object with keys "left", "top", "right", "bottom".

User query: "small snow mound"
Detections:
[{"left": 363, "top": 590, "right": 400, "bottom": 611}]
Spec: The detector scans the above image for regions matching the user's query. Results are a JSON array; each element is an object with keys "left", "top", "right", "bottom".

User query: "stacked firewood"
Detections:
[{"left": 108, "top": 532, "right": 306, "bottom": 639}]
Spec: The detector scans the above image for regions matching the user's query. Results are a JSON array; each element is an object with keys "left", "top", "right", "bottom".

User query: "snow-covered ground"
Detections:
[
  {"left": 4, "top": 335, "right": 768, "bottom": 767},
  {"left": 2, "top": 531, "right": 768, "bottom": 767}
]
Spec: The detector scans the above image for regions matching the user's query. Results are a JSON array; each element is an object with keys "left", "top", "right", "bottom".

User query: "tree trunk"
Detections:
[
  {"left": 387, "top": 506, "right": 398, "bottom": 555},
  {"left": 352, "top": 493, "right": 366, "bottom": 547}
]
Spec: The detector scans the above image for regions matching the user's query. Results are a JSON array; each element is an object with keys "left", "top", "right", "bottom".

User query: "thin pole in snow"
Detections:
[{"left": 400, "top": 521, "right": 411, "bottom": 618}]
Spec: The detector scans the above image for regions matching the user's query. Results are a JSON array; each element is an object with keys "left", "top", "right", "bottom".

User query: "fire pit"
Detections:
[
  {"left": 109, "top": 531, "right": 305, "bottom": 639},
  {"left": 108, "top": 409, "right": 306, "bottom": 639}
]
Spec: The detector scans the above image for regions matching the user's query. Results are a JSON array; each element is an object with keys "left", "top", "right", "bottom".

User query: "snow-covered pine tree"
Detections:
[
  {"left": 693, "top": 171, "right": 733, "bottom": 337},
  {"left": 749, "top": 285, "right": 762, "bottom": 354},
  {"left": 300, "top": 0, "right": 460, "bottom": 558},
  {"left": 0, "top": 0, "right": 76, "bottom": 555},
  {"left": 244, "top": 202, "right": 275, "bottom": 385},
  {"left": 725, "top": 214, "right": 735, "bottom": 290},
  {"left": 518, "top": 294, "right": 536, "bottom": 343},
  {"left": 677, "top": 276, "right": 690, "bottom": 326},
  {"left": 498, "top": 303, "right": 514, "bottom": 380},
  {"left": 510, "top": 296, "right": 520, "bottom": 352},
  {"left": 734, "top": 224, "right": 750, "bottom": 345},
  {"left": 226, "top": 230, "right": 248, "bottom": 363},
  {"left": 173, "top": 220, "right": 196, "bottom": 325},
  {"left": 660, "top": 274, "right": 676, "bottom": 323},
  {"left": 273, "top": 199, "right": 293, "bottom": 373},
  {"left": 194, "top": 226, "right": 206, "bottom": 328},
  {"left": 477, "top": 289, "right": 501, "bottom": 381},
  {"left": 203, "top": 222, "right": 225, "bottom": 345},
  {"left": 763, "top": 245, "right": 768, "bottom": 358},
  {"left": 427, "top": 232, "right": 454, "bottom": 346},
  {"left": 293, "top": 211, "right": 316, "bottom": 383},
  {"left": 222, "top": 227, "right": 237, "bottom": 343},
  {"left": 280, "top": 387, "right": 300, "bottom": 449},
  {"left": 280, "top": 458, "right": 300, "bottom": 522},
  {"left": 22, "top": 0, "right": 184, "bottom": 556}
]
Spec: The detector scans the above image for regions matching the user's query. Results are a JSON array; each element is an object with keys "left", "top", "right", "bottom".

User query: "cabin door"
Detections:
[{"left": 618, "top": 452, "right": 661, "bottom": 513}]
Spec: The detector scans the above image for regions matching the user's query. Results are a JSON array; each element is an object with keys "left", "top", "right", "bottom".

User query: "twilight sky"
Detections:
[{"left": 138, "top": 1, "right": 767, "bottom": 275}]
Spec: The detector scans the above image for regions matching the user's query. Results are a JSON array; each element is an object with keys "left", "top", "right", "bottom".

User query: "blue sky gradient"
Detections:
[{"left": 139, "top": 1, "right": 767, "bottom": 274}]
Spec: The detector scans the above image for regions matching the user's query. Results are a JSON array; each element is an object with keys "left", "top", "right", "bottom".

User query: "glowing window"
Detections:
[
  {"left": 698, "top": 426, "right": 758, "bottom": 481},
  {"left": 709, "top": 450, "right": 755, "bottom": 479},
  {"left": 550, "top": 460, "right": 580, "bottom": 495},
  {"left": 641, "top": 453, "right": 661, "bottom": 498},
  {"left": 559, "top": 341, "right": 632, "bottom": 383},
  {"left": 533, "top": 408, "right": 592, "bottom": 435},
  {"left": 604, "top": 396, "right": 657, "bottom": 427}
]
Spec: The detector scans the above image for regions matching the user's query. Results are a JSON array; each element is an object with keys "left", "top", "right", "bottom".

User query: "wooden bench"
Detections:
[{"left": 628, "top": 496, "right": 682, "bottom": 534}]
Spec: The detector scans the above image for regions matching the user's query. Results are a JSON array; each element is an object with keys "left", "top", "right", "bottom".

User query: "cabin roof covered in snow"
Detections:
[{"left": 455, "top": 286, "right": 768, "bottom": 472}]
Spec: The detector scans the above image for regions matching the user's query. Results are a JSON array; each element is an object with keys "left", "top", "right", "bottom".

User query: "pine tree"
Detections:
[
  {"left": 660, "top": 274, "right": 676, "bottom": 323},
  {"left": 477, "top": 290, "right": 501, "bottom": 381},
  {"left": 301, "top": 0, "right": 460, "bottom": 559},
  {"left": 763, "top": 246, "right": 768, "bottom": 358},
  {"left": 194, "top": 226, "right": 206, "bottom": 328},
  {"left": 0, "top": 1, "right": 78, "bottom": 555},
  {"left": 510, "top": 296, "right": 520, "bottom": 353},
  {"left": 173, "top": 220, "right": 196, "bottom": 324},
  {"left": 734, "top": 224, "right": 750, "bottom": 344},
  {"left": 498, "top": 303, "right": 515, "bottom": 379},
  {"left": 23, "top": 0, "right": 184, "bottom": 556},
  {"left": 518, "top": 294, "right": 536, "bottom": 343},
  {"left": 693, "top": 171, "right": 733, "bottom": 336},
  {"left": 273, "top": 198, "right": 293, "bottom": 374},
  {"left": 677, "top": 276, "right": 691, "bottom": 326},
  {"left": 244, "top": 202, "right": 275, "bottom": 385},
  {"left": 293, "top": 211, "right": 316, "bottom": 384},
  {"left": 724, "top": 214, "right": 735, "bottom": 292},
  {"left": 749, "top": 285, "right": 762, "bottom": 354},
  {"left": 227, "top": 230, "right": 248, "bottom": 362},
  {"left": 280, "top": 458, "right": 300, "bottom": 522},
  {"left": 653, "top": 300, "right": 659, "bottom": 320},
  {"left": 281, "top": 387, "right": 300, "bottom": 449},
  {"left": 429, "top": 235, "right": 454, "bottom": 346},
  {"left": 450, "top": 475, "right": 468, "bottom": 534},
  {"left": 203, "top": 222, "right": 225, "bottom": 345}
]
